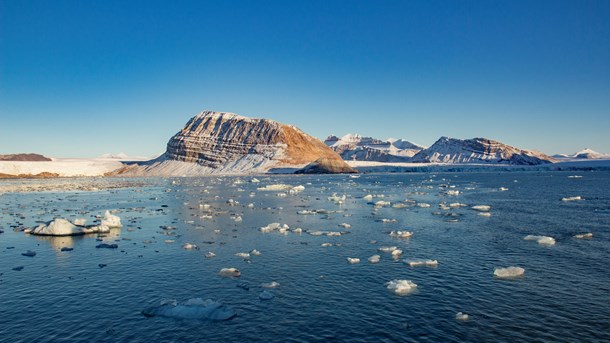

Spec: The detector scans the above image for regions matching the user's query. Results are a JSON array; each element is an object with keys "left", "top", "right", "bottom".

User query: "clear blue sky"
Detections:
[{"left": 1, "top": 0, "right": 609, "bottom": 157}]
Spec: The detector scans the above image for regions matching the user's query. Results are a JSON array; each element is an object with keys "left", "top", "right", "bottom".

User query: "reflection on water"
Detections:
[{"left": 1, "top": 172, "right": 609, "bottom": 342}]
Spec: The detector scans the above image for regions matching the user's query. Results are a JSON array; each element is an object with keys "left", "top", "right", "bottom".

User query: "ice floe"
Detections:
[
  {"left": 389, "top": 230, "right": 413, "bottom": 238},
  {"left": 261, "top": 281, "right": 280, "bottom": 288},
  {"left": 405, "top": 259, "right": 438, "bottom": 267},
  {"left": 471, "top": 205, "right": 491, "bottom": 212},
  {"left": 573, "top": 232, "right": 593, "bottom": 239},
  {"left": 368, "top": 255, "right": 380, "bottom": 264},
  {"left": 182, "top": 243, "right": 198, "bottom": 250},
  {"left": 562, "top": 196, "right": 582, "bottom": 202},
  {"left": 142, "top": 298, "right": 236, "bottom": 321},
  {"left": 455, "top": 312, "right": 470, "bottom": 321},
  {"left": 378, "top": 246, "right": 398, "bottom": 253},
  {"left": 523, "top": 235, "right": 556, "bottom": 245},
  {"left": 494, "top": 266, "right": 525, "bottom": 279},
  {"left": 386, "top": 279, "right": 417, "bottom": 295},
  {"left": 101, "top": 210, "right": 122, "bottom": 228},
  {"left": 219, "top": 268, "right": 240, "bottom": 277},
  {"left": 346, "top": 257, "right": 361, "bottom": 264}
]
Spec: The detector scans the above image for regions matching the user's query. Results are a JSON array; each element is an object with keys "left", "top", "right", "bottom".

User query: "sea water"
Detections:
[{"left": 1, "top": 171, "right": 609, "bottom": 342}]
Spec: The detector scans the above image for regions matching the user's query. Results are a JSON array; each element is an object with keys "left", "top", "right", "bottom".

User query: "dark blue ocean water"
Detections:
[{"left": 1, "top": 171, "right": 609, "bottom": 342}]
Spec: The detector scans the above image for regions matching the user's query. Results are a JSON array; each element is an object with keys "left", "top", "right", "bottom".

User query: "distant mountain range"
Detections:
[
  {"left": 324, "top": 134, "right": 424, "bottom": 162},
  {"left": 553, "top": 148, "right": 610, "bottom": 160},
  {"left": 0, "top": 153, "right": 51, "bottom": 161},
  {"left": 326, "top": 134, "right": 555, "bottom": 165}
]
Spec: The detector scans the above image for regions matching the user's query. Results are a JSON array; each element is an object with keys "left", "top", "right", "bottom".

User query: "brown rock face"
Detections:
[
  {"left": 295, "top": 157, "right": 358, "bottom": 174},
  {"left": 0, "top": 154, "right": 51, "bottom": 161},
  {"left": 116, "top": 110, "right": 354, "bottom": 175}
]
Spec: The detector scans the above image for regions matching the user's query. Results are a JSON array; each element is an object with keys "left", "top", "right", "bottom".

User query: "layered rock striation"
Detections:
[
  {"left": 114, "top": 111, "right": 355, "bottom": 175},
  {"left": 410, "top": 137, "right": 555, "bottom": 165},
  {"left": 325, "top": 134, "right": 423, "bottom": 162}
]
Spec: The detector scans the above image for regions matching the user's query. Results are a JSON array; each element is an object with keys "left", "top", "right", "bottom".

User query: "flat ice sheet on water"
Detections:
[
  {"left": 142, "top": 298, "right": 236, "bottom": 321},
  {"left": 494, "top": 266, "right": 525, "bottom": 279},
  {"left": 524, "top": 235, "right": 556, "bottom": 245}
]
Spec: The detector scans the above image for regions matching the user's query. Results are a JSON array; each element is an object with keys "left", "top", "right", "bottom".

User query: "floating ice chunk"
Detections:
[
  {"left": 257, "top": 184, "right": 292, "bottom": 191},
  {"left": 386, "top": 279, "right": 417, "bottom": 295},
  {"left": 567, "top": 175, "right": 582, "bottom": 179},
  {"left": 164, "top": 240, "right": 175, "bottom": 244},
  {"left": 471, "top": 205, "right": 491, "bottom": 212},
  {"left": 380, "top": 218, "right": 397, "bottom": 223},
  {"left": 375, "top": 201, "right": 391, "bottom": 207},
  {"left": 391, "top": 249, "right": 403, "bottom": 258},
  {"left": 250, "top": 178, "right": 260, "bottom": 183},
  {"left": 259, "top": 290, "right": 274, "bottom": 300},
  {"left": 456, "top": 312, "right": 469, "bottom": 321},
  {"left": 562, "top": 196, "right": 582, "bottom": 202},
  {"left": 405, "top": 259, "right": 438, "bottom": 267},
  {"left": 261, "top": 281, "right": 280, "bottom": 288},
  {"left": 235, "top": 252, "right": 250, "bottom": 259},
  {"left": 276, "top": 193, "right": 287, "bottom": 197},
  {"left": 101, "top": 210, "right": 122, "bottom": 228},
  {"left": 289, "top": 185, "right": 305, "bottom": 195},
  {"left": 233, "top": 216, "right": 242, "bottom": 222},
  {"left": 72, "top": 218, "right": 87, "bottom": 226},
  {"left": 81, "top": 225, "right": 110, "bottom": 234},
  {"left": 183, "top": 243, "right": 198, "bottom": 250},
  {"left": 574, "top": 232, "right": 593, "bottom": 239},
  {"left": 26, "top": 219, "right": 83, "bottom": 236},
  {"left": 321, "top": 243, "right": 333, "bottom": 247},
  {"left": 523, "top": 235, "right": 556, "bottom": 245},
  {"left": 250, "top": 249, "right": 261, "bottom": 256},
  {"left": 416, "top": 203, "right": 430, "bottom": 208},
  {"left": 247, "top": 203, "right": 255, "bottom": 208},
  {"left": 499, "top": 187, "right": 509, "bottom": 191},
  {"left": 378, "top": 246, "right": 398, "bottom": 253},
  {"left": 478, "top": 212, "right": 491, "bottom": 217},
  {"left": 390, "top": 231, "right": 413, "bottom": 238},
  {"left": 449, "top": 203, "right": 468, "bottom": 208},
  {"left": 392, "top": 203, "right": 408, "bottom": 209},
  {"left": 328, "top": 193, "right": 346, "bottom": 204},
  {"left": 22, "top": 250, "right": 36, "bottom": 257},
  {"left": 142, "top": 298, "right": 236, "bottom": 321},
  {"left": 368, "top": 255, "right": 380, "bottom": 263},
  {"left": 205, "top": 252, "right": 216, "bottom": 258},
  {"left": 292, "top": 228, "right": 303, "bottom": 234},
  {"left": 445, "top": 190, "right": 460, "bottom": 196},
  {"left": 347, "top": 257, "right": 361, "bottom": 264},
  {"left": 219, "top": 268, "right": 240, "bottom": 277},
  {"left": 297, "top": 210, "right": 316, "bottom": 215},
  {"left": 494, "top": 266, "right": 525, "bottom": 279},
  {"left": 363, "top": 194, "right": 373, "bottom": 201},
  {"left": 260, "top": 223, "right": 281, "bottom": 233},
  {"left": 339, "top": 223, "right": 351, "bottom": 228}
]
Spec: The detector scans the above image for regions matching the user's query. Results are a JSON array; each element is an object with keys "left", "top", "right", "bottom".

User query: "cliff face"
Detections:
[
  {"left": 410, "top": 137, "right": 556, "bottom": 165},
  {"left": 114, "top": 111, "right": 355, "bottom": 175}
]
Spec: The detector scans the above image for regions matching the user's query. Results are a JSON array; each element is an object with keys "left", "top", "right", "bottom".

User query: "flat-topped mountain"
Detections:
[
  {"left": 0, "top": 153, "right": 51, "bottom": 161},
  {"left": 113, "top": 111, "right": 355, "bottom": 175},
  {"left": 325, "top": 134, "right": 424, "bottom": 162},
  {"left": 410, "top": 137, "right": 555, "bottom": 165}
]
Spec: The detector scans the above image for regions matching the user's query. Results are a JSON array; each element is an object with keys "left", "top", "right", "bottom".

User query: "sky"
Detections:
[{"left": 1, "top": 0, "right": 609, "bottom": 158}]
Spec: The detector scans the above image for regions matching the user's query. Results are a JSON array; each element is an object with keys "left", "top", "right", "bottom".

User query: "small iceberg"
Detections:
[
  {"left": 456, "top": 312, "right": 469, "bottom": 321},
  {"left": 347, "top": 257, "right": 360, "bottom": 264},
  {"left": 405, "top": 259, "right": 438, "bottom": 267},
  {"left": 182, "top": 243, "right": 198, "bottom": 250},
  {"left": 101, "top": 210, "right": 122, "bottom": 228},
  {"left": 390, "top": 230, "right": 413, "bottom": 238},
  {"left": 261, "top": 281, "right": 280, "bottom": 288},
  {"left": 257, "top": 184, "right": 293, "bottom": 191},
  {"left": 235, "top": 252, "right": 250, "bottom": 259},
  {"left": 562, "top": 196, "right": 582, "bottom": 202},
  {"left": 378, "top": 246, "right": 398, "bottom": 253},
  {"left": 386, "top": 279, "right": 417, "bottom": 295},
  {"left": 21, "top": 250, "right": 36, "bottom": 257},
  {"left": 574, "top": 232, "right": 593, "bottom": 239},
  {"left": 523, "top": 235, "right": 556, "bottom": 246},
  {"left": 368, "top": 255, "right": 380, "bottom": 264},
  {"left": 471, "top": 205, "right": 491, "bottom": 212},
  {"left": 142, "top": 298, "right": 236, "bottom": 321},
  {"left": 494, "top": 266, "right": 525, "bottom": 279},
  {"left": 219, "top": 268, "right": 240, "bottom": 277}
]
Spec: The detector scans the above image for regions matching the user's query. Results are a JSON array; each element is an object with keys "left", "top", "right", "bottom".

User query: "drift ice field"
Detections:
[{"left": 1, "top": 171, "right": 609, "bottom": 342}]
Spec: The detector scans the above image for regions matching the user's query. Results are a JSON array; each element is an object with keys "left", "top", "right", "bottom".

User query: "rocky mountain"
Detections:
[
  {"left": 554, "top": 148, "right": 610, "bottom": 160},
  {"left": 410, "top": 137, "right": 556, "bottom": 165},
  {"left": 113, "top": 111, "right": 355, "bottom": 176},
  {"left": 324, "top": 134, "right": 423, "bottom": 162},
  {"left": 0, "top": 153, "right": 51, "bottom": 161}
]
